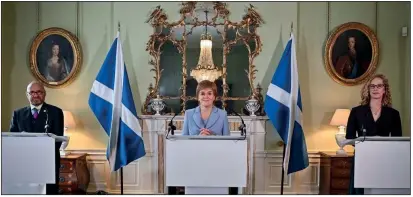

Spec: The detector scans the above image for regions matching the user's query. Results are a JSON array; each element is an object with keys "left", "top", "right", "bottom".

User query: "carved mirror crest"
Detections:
[{"left": 143, "top": 2, "right": 265, "bottom": 115}]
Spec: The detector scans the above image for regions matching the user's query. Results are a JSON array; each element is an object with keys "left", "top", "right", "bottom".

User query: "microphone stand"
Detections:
[
  {"left": 228, "top": 108, "right": 247, "bottom": 140},
  {"left": 164, "top": 113, "right": 177, "bottom": 194},
  {"left": 44, "top": 108, "right": 51, "bottom": 137},
  {"left": 239, "top": 122, "right": 247, "bottom": 140}
]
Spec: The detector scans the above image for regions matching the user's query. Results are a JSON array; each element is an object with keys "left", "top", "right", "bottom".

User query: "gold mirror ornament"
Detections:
[{"left": 143, "top": 2, "right": 265, "bottom": 115}]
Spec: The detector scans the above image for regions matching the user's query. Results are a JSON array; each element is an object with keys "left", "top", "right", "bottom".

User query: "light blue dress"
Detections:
[{"left": 182, "top": 106, "right": 230, "bottom": 136}]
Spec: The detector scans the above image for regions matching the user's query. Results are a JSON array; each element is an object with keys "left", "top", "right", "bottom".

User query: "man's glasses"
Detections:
[{"left": 27, "top": 91, "right": 44, "bottom": 96}]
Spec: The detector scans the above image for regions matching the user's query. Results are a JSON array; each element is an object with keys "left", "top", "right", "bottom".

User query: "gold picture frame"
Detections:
[
  {"left": 29, "top": 27, "right": 82, "bottom": 88},
  {"left": 324, "top": 22, "right": 379, "bottom": 86}
]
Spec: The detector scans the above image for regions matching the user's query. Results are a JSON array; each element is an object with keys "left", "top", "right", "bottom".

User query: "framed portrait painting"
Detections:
[
  {"left": 29, "top": 27, "right": 82, "bottom": 88},
  {"left": 324, "top": 22, "right": 379, "bottom": 86}
]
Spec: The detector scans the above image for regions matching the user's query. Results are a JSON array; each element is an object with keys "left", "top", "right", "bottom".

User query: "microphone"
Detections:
[
  {"left": 360, "top": 110, "right": 369, "bottom": 142},
  {"left": 169, "top": 113, "right": 177, "bottom": 135},
  {"left": 166, "top": 113, "right": 178, "bottom": 139},
  {"left": 361, "top": 124, "right": 367, "bottom": 142},
  {"left": 228, "top": 108, "right": 246, "bottom": 137}
]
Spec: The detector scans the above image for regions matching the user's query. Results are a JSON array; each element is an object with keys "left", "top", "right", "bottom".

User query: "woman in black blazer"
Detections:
[{"left": 346, "top": 74, "right": 402, "bottom": 194}]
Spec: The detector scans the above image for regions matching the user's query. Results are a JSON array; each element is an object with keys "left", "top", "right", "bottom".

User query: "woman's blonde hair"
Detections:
[
  {"left": 196, "top": 80, "right": 218, "bottom": 98},
  {"left": 360, "top": 74, "right": 392, "bottom": 107}
]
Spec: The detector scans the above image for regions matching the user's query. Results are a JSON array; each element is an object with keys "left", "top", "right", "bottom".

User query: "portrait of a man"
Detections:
[
  {"left": 29, "top": 27, "right": 82, "bottom": 88},
  {"left": 325, "top": 22, "right": 378, "bottom": 86},
  {"left": 332, "top": 29, "right": 372, "bottom": 79}
]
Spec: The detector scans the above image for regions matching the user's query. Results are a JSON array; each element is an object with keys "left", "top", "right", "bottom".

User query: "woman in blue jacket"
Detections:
[{"left": 182, "top": 80, "right": 230, "bottom": 136}]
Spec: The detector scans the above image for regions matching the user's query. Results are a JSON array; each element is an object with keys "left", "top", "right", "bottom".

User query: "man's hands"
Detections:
[{"left": 200, "top": 128, "right": 213, "bottom": 136}]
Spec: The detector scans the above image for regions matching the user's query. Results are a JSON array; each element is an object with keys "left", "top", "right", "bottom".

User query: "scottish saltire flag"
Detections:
[
  {"left": 264, "top": 33, "right": 309, "bottom": 174},
  {"left": 89, "top": 31, "right": 146, "bottom": 172}
]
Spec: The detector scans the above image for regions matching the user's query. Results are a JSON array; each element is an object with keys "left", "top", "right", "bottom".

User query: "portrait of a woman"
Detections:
[
  {"left": 44, "top": 43, "right": 71, "bottom": 82},
  {"left": 30, "top": 27, "right": 82, "bottom": 88},
  {"left": 182, "top": 80, "right": 230, "bottom": 136}
]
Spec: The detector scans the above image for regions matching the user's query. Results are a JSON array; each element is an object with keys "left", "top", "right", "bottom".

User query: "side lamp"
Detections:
[
  {"left": 60, "top": 111, "right": 76, "bottom": 156},
  {"left": 330, "top": 109, "right": 351, "bottom": 156}
]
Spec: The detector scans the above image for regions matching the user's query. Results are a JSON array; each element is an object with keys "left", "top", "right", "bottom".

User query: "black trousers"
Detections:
[
  {"left": 46, "top": 149, "right": 60, "bottom": 195},
  {"left": 229, "top": 187, "right": 239, "bottom": 195},
  {"left": 348, "top": 155, "right": 364, "bottom": 195},
  {"left": 46, "top": 184, "right": 58, "bottom": 195}
]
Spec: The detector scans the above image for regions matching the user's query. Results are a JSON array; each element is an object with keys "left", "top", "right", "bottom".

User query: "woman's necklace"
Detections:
[
  {"left": 371, "top": 107, "right": 382, "bottom": 121},
  {"left": 372, "top": 107, "right": 381, "bottom": 115}
]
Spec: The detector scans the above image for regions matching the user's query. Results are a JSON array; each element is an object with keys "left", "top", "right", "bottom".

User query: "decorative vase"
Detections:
[
  {"left": 151, "top": 95, "right": 165, "bottom": 115},
  {"left": 245, "top": 98, "right": 260, "bottom": 116}
]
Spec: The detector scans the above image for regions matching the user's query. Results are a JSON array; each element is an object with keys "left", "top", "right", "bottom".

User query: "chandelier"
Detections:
[{"left": 190, "top": 10, "right": 222, "bottom": 83}]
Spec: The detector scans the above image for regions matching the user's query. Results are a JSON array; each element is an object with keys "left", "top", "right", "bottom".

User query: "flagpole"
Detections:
[
  {"left": 281, "top": 143, "right": 286, "bottom": 195},
  {"left": 120, "top": 167, "right": 124, "bottom": 194},
  {"left": 118, "top": 21, "right": 124, "bottom": 196},
  {"left": 280, "top": 22, "right": 293, "bottom": 196}
]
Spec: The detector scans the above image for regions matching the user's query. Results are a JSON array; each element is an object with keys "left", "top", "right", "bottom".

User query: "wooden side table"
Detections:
[
  {"left": 59, "top": 154, "right": 90, "bottom": 194},
  {"left": 319, "top": 152, "right": 353, "bottom": 195}
]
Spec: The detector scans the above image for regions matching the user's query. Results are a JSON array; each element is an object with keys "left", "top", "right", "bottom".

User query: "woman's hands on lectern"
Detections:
[{"left": 200, "top": 128, "right": 212, "bottom": 136}]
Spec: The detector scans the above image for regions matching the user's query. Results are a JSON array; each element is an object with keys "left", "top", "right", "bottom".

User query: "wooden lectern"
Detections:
[
  {"left": 346, "top": 136, "right": 411, "bottom": 195},
  {"left": 164, "top": 135, "right": 248, "bottom": 194},
  {"left": 2, "top": 132, "right": 68, "bottom": 194}
]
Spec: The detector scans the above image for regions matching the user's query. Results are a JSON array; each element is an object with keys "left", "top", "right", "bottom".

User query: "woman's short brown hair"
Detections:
[{"left": 196, "top": 80, "right": 218, "bottom": 98}]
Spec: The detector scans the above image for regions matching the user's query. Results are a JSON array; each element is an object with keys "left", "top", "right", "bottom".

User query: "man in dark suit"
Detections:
[{"left": 9, "top": 81, "right": 64, "bottom": 195}]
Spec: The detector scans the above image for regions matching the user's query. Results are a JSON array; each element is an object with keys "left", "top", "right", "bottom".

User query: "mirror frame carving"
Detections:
[{"left": 142, "top": 2, "right": 265, "bottom": 115}]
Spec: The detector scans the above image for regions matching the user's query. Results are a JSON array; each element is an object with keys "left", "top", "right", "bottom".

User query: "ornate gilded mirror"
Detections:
[{"left": 143, "top": 2, "right": 265, "bottom": 115}]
